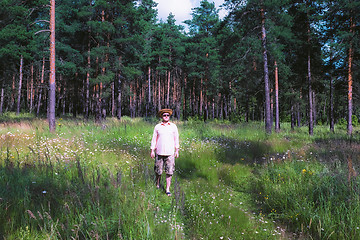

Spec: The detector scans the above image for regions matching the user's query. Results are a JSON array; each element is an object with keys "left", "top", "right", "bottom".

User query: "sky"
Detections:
[{"left": 154, "top": 0, "right": 227, "bottom": 28}]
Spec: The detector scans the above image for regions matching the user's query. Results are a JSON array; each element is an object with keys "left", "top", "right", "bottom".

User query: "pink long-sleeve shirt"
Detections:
[{"left": 150, "top": 121, "right": 179, "bottom": 156}]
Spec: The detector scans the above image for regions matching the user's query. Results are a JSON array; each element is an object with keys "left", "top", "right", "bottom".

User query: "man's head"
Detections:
[{"left": 158, "top": 109, "right": 173, "bottom": 122}]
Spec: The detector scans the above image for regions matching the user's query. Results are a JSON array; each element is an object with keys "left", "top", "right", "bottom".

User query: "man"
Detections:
[{"left": 150, "top": 109, "right": 179, "bottom": 196}]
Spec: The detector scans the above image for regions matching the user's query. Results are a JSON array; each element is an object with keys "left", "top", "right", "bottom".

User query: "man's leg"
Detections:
[
  {"left": 166, "top": 174, "right": 172, "bottom": 194},
  {"left": 156, "top": 173, "right": 161, "bottom": 188},
  {"left": 154, "top": 155, "right": 163, "bottom": 188}
]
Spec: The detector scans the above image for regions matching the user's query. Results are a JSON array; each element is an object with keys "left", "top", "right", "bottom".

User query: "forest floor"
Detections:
[{"left": 1, "top": 114, "right": 360, "bottom": 239}]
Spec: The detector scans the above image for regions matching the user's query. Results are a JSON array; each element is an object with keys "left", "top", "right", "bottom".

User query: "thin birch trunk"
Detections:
[{"left": 16, "top": 55, "right": 23, "bottom": 115}]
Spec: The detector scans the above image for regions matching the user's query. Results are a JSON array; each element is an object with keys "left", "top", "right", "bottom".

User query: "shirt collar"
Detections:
[{"left": 161, "top": 121, "right": 171, "bottom": 126}]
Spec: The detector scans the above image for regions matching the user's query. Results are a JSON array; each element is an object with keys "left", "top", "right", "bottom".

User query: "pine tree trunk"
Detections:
[
  {"left": 117, "top": 57, "right": 122, "bottom": 120},
  {"left": 85, "top": 29, "right": 91, "bottom": 120},
  {"left": 49, "top": 0, "right": 56, "bottom": 132},
  {"left": 37, "top": 57, "right": 45, "bottom": 116},
  {"left": 200, "top": 78, "right": 203, "bottom": 116},
  {"left": 329, "top": 39, "right": 335, "bottom": 132},
  {"left": 158, "top": 75, "right": 161, "bottom": 111},
  {"left": 347, "top": 16, "right": 354, "bottom": 135},
  {"left": 297, "top": 102, "right": 301, "bottom": 127},
  {"left": 308, "top": 51, "right": 313, "bottom": 135},
  {"left": 275, "top": 60, "right": 280, "bottom": 132},
  {"left": 166, "top": 70, "right": 170, "bottom": 108},
  {"left": 261, "top": 7, "right": 271, "bottom": 134},
  {"left": 183, "top": 75, "right": 187, "bottom": 119},
  {"left": 10, "top": 74, "right": 16, "bottom": 111},
  {"left": 0, "top": 87, "right": 4, "bottom": 114},
  {"left": 29, "top": 63, "right": 34, "bottom": 113},
  {"left": 147, "top": 66, "right": 151, "bottom": 116},
  {"left": 111, "top": 82, "right": 115, "bottom": 117},
  {"left": 72, "top": 73, "right": 78, "bottom": 117},
  {"left": 312, "top": 91, "right": 316, "bottom": 126},
  {"left": 307, "top": 10, "right": 313, "bottom": 135},
  {"left": 16, "top": 55, "right": 23, "bottom": 115},
  {"left": 95, "top": 84, "right": 101, "bottom": 122},
  {"left": 291, "top": 104, "right": 295, "bottom": 130},
  {"left": 330, "top": 75, "right": 334, "bottom": 132}
]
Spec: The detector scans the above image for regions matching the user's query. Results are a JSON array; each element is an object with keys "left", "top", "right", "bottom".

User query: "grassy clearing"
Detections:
[{"left": 1, "top": 114, "right": 360, "bottom": 239}]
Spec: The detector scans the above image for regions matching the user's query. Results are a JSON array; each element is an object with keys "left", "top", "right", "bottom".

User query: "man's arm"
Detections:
[
  {"left": 174, "top": 125, "right": 180, "bottom": 158},
  {"left": 150, "top": 126, "right": 158, "bottom": 158}
]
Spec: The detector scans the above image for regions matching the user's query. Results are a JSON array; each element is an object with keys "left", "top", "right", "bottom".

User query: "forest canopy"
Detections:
[{"left": 0, "top": 0, "right": 359, "bottom": 134}]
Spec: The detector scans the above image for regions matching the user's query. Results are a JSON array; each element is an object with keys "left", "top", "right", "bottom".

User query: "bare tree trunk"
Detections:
[
  {"left": 29, "top": 63, "right": 34, "bottom": 113},
  {"left": 117, "top": 56, "right": 122, "bottom": 120},
  {"left": 158, "top": 75, "right": 161, "bottom": 111},
  {"left": 307, "top": 6, "right": 313, "bottom": 135},
  {"left": 10, "top": 74, "right": 16, "bottom": 111},
  {"left": 200, "top": 78, "right": 203, "bottom": 117},
  {"left": 347, "top": 16, "right": 354, "bottom": 135},
  {"left": 37, "top": 57, "right": 45, "bottom": 116},
  {"left": 147, "top": 66, "right": 151, "bottom": 116},
  {"left": 312, "top": 91, "right": 316, "bottom": 126},
  {"left": 308, "top": 51, "right": 313, "bottom": 135},
  {"left": 16, "top": 55, "right": 24, "bottom": 115},
  {"left": 49, "top": 0, "right": 56, "bottom": 132},
  {"left": 85, "top": 28, "right": 91, "bottom": 120},
  {"left": 166, "top": 70, "right": 170, "bottom": 108},
  {"left": 330, "top": 74, "right": 334, "bottom": 133},
  {"left": 0, "top": 87, "right": 4, "bottom": 114},
  {"left": 275, "top": 60, "right": 280, "bottom": 132},
  {"left": 183, "top": 75, "right": 187, "bottom": 119},
  {"left": 261, "top": 6, "right": 271, "bottom": 134},
  {"left": 297, "top": 102, "right": 301, "bottom": 127}
]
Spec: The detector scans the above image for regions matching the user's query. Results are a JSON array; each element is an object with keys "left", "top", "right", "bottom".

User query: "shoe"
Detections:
[{"left": 166, "top": 192, "right": 171, "bottom": 196}]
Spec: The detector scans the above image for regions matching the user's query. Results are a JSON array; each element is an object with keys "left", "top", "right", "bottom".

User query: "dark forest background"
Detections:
[{"left": 0, "top": 0, "right": 359, "bottom": 134}]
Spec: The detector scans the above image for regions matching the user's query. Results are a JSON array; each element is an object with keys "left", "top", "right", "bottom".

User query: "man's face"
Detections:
[{"left": 162, "top": 113, "right": 170, "bottom": 122}]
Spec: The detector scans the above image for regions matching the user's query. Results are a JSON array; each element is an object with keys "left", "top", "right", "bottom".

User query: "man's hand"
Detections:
[
  {"left": 175, "top": 148, "right": 179, "bottom": 158},
  {"left": 151, "top": 149, "right": 155, "bottom": 159}
]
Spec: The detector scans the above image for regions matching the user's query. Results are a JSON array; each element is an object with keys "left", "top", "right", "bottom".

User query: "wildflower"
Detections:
[
  {"left": 42, "top": 191, "right": 47, "bottom": 194},
  {"left": 302, "top": 169, "right": 306, "bottom": 174}
]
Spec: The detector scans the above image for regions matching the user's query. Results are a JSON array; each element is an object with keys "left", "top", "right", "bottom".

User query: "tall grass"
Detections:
[{"left": 2, "top": 114, "right": 359, "bottom": 239}]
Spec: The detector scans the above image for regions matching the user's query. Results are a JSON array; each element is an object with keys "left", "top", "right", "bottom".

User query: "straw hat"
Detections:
[{"left": 158, "top": 109, "right": 173, "bottom": 117}]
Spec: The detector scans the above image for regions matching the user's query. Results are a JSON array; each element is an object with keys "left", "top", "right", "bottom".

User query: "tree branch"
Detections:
[
  {"left": 30, "top": 20, "right": 50, "bottom": 26},
  {"left": 35, "top": 29, "right": 50, "bottom": 35}
]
